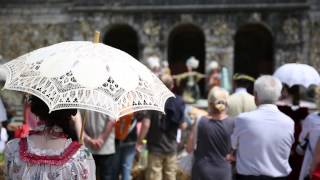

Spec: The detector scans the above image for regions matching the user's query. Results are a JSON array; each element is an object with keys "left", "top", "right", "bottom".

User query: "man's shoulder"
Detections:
[
  {"left": 237, "top": 110, "right": 256, "bottom": 120},
  {"left": 277, "top": 111, "right": 295, "bottom": 125},
  {"left": 305, "top": 112, "right": 319, "bottom": 121},
  {"left": 236, "top": 109, "right": 267, "bottom": 123},
  {"left": 165, "top": 95, "right": 185, "bottom": 111},
  {"left": 229, "top": 93, "right": 240, "bottom": 100},
  {"left": 86, "top": 111, "right": 110, "bottom": 122},
  {"left": 168, "top": 95, "right": 184, "bottom": 104},
  {"left": 240, "top": 108, "right": 294, "bottom": 124}
]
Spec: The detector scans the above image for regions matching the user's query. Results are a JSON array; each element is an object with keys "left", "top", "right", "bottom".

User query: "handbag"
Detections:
[
  {"left": 177, "top": 151, "right": 194, "bottom": 176},
  {"left": 115, "top": 113, "right": 135, "bottom": 141}
]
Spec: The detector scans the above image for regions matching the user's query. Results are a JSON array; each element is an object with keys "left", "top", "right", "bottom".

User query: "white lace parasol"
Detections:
[
  {"left": 2, "top": 40, "right": 174, "bottom": 119},
  {"left": 273, "top": 63, "right": 320, "bottom": 88}
]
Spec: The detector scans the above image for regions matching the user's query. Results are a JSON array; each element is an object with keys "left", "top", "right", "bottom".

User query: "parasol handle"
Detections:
[
  {"left": 79, "top": 111, "right": 87, "bottom": 145},
  {"left": 93, "top": 31, "right": 100, "bottom": 43}
]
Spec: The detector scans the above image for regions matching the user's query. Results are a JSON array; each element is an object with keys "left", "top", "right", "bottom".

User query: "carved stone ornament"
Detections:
[{"left": 283, "top": 18, "right": 300, "bottom": 44}]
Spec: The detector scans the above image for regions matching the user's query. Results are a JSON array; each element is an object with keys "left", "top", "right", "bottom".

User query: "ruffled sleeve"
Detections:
[{"left": 62, "top": 146, "right": 96, "bottom": 180}]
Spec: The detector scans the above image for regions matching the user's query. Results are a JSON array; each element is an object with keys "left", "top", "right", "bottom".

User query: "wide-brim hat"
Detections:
[{"left": 233, "top": 73, "right": 255, "bottom": 82}]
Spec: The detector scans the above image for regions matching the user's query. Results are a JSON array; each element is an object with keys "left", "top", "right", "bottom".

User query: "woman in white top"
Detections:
[
  {"left": 4, "top": 95, "right": 96, "bottom": 180},
  {"left": 298, "top": 112, "right": 320, "bottom": 180}
]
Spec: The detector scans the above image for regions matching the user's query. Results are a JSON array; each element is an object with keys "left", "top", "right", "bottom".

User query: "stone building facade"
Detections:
[{"left": 0, "top": 0, "right": 319, "bottom": 108}]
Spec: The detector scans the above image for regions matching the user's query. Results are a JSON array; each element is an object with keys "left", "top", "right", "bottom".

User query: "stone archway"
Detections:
[
  {"left": 234, "top": 23, "right": 274, "bottom": 78},
  {"left": 168, "top": 24, "right": 206, "bottom": 96},
  {"left": 103, "top": 24, "right": 139, "bottom": 59},
  {"left": 168, "top": 24, "right": 205, "bottom": 75}
]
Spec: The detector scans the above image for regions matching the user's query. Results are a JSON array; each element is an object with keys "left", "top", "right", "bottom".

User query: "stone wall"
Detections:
[
  {"left": 70, "top": 11, "right": 307, "bottom": 72},
  {"left": 73, "top": 0, "right": 307, "bottom": 6},
  {"left": 0, "top": 0, "right": 315, "bottom": 113}
]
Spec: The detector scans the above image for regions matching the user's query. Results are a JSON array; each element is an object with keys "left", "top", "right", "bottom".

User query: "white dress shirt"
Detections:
[
  {"left": 235, "top": 87, "right": 248, "bottom": 94},
  {"left": 231, "top": 104, "right": 294, "bottom": 177}
]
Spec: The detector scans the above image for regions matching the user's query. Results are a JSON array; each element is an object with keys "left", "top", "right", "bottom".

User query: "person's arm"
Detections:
[
  {"left": 228, "top": 117, "right": 242, "bottom": 161},
  {"left": 78, "top": 112, "right": 115, "bottom": 151},
  {"left": 231, "top": 118, "right": 241, "bottom": 150},
  {"left": 186, "top": 118, "right": 198, "bottom": 153},
  {"left": 225, "top": 149, "right": 236, "bottom": 162},
  {"left": 97, "top": 119, "right": 114, "bottom": 142},
  {"left": 172, "top": 72, "right": 189, "bottom": 86},
  {"left": 179, "top": 122, "right": 188, "bottom": 130},
  {"left": 195, "top": 72, "right": 205, "bottom": 82},
  {"left": 299, "top": 115, "right": 311, "bottom": 143},
  {"left": 136, "top": 117, "right": 150, "bottom": 151},
  {"left": 89, "top": 118, "right": 114, "bottom": 150}
]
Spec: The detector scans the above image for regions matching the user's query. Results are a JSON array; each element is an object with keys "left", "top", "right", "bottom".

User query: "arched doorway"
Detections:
[
  {"left": 103, "top": 24, "right": 139, "bottom": 59},
  {"left": 234, "top": 24, "right": 274, "bottom": 78},
  {"left": 168, "top": 24, "right": 205, "bottom": 96},
  {"left": 168, "top": 24, "right": 205, "bottom": 75}
]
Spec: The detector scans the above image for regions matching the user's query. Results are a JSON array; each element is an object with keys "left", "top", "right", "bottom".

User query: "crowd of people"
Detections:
[{"left": 0, "top": 55, "right": 320, "bottom": 180}]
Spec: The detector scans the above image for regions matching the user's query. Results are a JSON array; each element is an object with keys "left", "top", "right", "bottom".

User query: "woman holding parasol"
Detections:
[
  {"left": 4, "top": 95, "right": 96, "bottom": 179},
  {"left": 2, "top": 31, "right": 174, "bottom": 180}
]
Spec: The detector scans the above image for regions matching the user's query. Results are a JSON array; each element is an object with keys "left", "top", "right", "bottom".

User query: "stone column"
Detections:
[
  {"left": 204, "top": 19, "right": 234, "bottom": 74},
  {"left": 274, "top": 17, "right": 305, "bottom": 67},
  {"left": 141, "top": 19, "right": 162, "bottom": 63}
]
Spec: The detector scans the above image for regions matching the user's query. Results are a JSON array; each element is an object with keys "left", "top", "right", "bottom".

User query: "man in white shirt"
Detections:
[
  {"left": 79, "top": 111, "right": 116, "bottom": 180},
  {"left": 231, "top": 75, "right": 294, "bottom": 180}
]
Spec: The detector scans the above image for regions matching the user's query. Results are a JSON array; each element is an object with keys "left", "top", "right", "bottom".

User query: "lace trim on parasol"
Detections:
[
  {"left": 4, "top": 55, "right": 175, "bottom": 119},
  {"left": 19, "top": 138, "right": 81, "bottom": 166}
]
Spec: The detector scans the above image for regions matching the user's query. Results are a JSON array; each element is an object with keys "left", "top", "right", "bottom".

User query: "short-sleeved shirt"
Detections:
[
  {"left": 84, "top": 111, "right": 115, "bottom": 155},
  {"left": 194, "top": 117, "right": 234, "bottom": 165},
  {"left": 146, "top": 96, "right": 185, "bottom": 154},
  {"left": 192, "top": 117, "right": 235, "bottom": 180}
]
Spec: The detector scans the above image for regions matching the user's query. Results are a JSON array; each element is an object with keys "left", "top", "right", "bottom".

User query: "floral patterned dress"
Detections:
[{"left": 4, "top": 126, "right": 96, "bottom": 180}]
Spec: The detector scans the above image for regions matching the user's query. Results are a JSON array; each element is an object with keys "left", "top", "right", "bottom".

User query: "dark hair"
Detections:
[{"left": 29, "top": 95, "right": 78, "bottom": 141}]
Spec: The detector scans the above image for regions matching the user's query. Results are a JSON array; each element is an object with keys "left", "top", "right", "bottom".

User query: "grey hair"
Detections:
[{"left": 254, "top": 75, "right": 283, "bottom": 104}]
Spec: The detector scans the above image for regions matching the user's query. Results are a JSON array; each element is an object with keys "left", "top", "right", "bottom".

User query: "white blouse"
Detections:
[
  {"left": 298, "top": 112, "right": 320, "bottom": 180},
  {"left": 4, "top": 129, "right": 96, "bottom": 180}
]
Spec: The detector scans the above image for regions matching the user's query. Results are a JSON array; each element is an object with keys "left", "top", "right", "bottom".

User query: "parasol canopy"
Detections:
[
  {"left": 273, "top": 63, "right": 320, "bottom": 88},
  {"left": 1, "top": 34, "right": 174, "bottom": 120}
]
